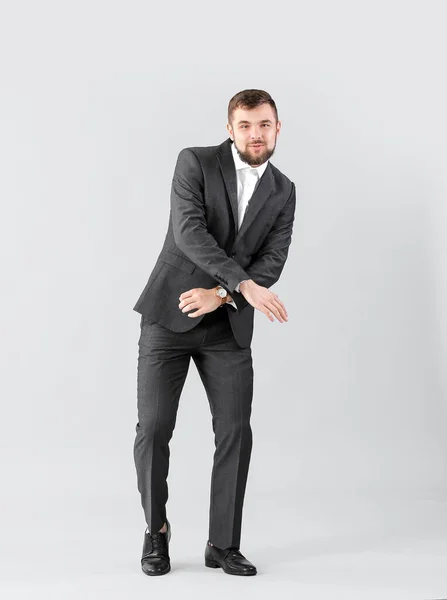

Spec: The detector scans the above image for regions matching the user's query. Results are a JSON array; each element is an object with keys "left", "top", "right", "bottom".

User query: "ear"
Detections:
[{"left": 226, "top": 122, "right": 233, "bottom": 140}]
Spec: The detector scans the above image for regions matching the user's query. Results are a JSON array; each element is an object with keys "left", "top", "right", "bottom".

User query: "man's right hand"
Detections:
[{"left": 239, "top": 280, "right": 288, "bottom": 323}]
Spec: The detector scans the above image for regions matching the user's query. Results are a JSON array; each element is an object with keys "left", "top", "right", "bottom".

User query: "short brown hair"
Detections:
[{"left": 228, "top": 89, "right": 278, "bottom": 125}]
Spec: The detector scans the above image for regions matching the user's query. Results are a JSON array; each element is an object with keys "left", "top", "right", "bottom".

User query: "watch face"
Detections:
[{"left": 217, "top": 287, "right": 227, "bottom": 298}]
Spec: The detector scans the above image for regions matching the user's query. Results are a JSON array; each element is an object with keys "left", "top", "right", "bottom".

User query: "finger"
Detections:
[
  {"left": 270, "top": 293, "right": 287, "bottom": 313},
  {"left": 271, "top": 298, "right": 288, "bottom": 321},
  {"left": 179, "top": 289, "right": 195, "bottom": 301},
  {"left": 187, "top": 308, "right": 204, "bottom": 318},
  {"left": 273, "top": 296, "right": 288, "bottom": 317},
  {"left": 179, "top": 297, "right": 196, "bottom": 310},
  {"left": 267, "top": 298, "right": 287, "bottom": 322},
  {"left": 266, "top": 301, "right": 285, "bottom": 323},
  {"left": 260, "top": 306, "right": 274, "bottom": 322},
  {"left": 182, "top": 301, "right": 199, "bottom": 313}
]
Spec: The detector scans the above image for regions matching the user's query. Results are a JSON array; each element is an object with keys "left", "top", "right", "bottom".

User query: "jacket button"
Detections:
[{"left": 230, "top": 253, "right": 236, "bottom": 258}]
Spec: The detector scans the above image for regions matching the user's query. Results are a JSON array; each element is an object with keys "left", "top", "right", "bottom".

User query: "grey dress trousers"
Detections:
[{"left": 133, "top": 305, "right": 254, "bottom": 550}]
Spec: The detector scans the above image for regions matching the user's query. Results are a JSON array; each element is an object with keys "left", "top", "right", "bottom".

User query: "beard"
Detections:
[{"left": 234, "top": 138, "right": 276, "bottom": 167}]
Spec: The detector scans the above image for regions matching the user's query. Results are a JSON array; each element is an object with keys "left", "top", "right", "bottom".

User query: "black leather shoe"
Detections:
[
  {"left": 204, "top": 541, "right": 257, "bottom": 576},
  {"left": 141, "top": 519, "right": 171, "bottom": 576}
]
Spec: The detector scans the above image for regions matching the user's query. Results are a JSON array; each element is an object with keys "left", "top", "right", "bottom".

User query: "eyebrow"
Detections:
[{"left": 237, "top": 119, "right": 273, "bottom": 124}]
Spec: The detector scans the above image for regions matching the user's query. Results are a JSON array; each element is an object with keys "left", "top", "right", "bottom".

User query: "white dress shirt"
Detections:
[{"left": 225, "top": 141, "right": 269, "bottom": 309}]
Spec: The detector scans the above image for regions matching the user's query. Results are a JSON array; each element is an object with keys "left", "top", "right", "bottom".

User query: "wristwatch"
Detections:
[{"left": 215, "top": 285, "right": 228, "bottom": 306}]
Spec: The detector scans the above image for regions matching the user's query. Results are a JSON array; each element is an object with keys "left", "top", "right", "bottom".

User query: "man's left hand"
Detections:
[{"left": 178, "top": 288, "right": 222, "bottom": 318}]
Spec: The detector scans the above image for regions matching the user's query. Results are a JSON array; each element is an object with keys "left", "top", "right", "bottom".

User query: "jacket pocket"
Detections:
[{"left": 160, "top": 249, "right": 196, "bottom": 274}]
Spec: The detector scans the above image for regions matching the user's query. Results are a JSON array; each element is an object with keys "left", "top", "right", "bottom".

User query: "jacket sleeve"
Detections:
[
  {"left": 170, "top": 148, "right": 249, "bottom": 293},
  {"left": 230, "top": 182, "right": 297, "bottom": 311}
]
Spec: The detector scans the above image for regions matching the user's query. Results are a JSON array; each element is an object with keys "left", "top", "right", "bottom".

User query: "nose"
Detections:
[{"left": 250, "top": 127, "right": 263, "bottom": 141}]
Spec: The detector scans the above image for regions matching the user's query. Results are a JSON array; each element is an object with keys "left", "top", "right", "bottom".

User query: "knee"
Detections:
[
  {"left": 215, "top": 418, "right": 252, "bottom": 443},
  {"left": 135, "top": 414, "right": 175, "bottom": 441}
]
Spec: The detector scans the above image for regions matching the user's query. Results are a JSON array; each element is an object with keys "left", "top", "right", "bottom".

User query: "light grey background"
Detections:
[{"left": 1, "top": 1, "right": 446, "bottom": 598}]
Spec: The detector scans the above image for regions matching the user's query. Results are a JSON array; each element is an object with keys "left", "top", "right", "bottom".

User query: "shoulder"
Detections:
[
  {"left": 175, "top": 142, "right": 221, "bottom": 168},
  {"left": 172, "top": 143, "right": 223, "bottom": 184}
]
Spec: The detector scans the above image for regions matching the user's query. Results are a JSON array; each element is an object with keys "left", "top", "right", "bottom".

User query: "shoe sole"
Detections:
[
  {"left": 205, "top": 558, "right": 257, "bottom": 576},
  {"left": 142, "top": 564, "right": 171, "bottom": 576}
]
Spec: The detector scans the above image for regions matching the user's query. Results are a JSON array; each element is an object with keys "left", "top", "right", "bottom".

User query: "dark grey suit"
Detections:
[{"left": 133, "top": 137, "right": 296, "bottom": 549}]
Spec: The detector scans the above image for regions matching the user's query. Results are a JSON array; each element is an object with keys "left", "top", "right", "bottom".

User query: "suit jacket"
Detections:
[{"left": 133, "top": 137, "right": 296, "bottom": 348}]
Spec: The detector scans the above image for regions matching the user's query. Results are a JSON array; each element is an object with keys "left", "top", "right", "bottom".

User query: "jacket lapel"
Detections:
[
  {"left": 216, "top": 138, "right": 239, "bottom": 231},
  {"left": 216, "top": 138, "right": 274, "bottom": 242},
  {"left": 236, "top": 164, "right": 274, "bottom": 241}
]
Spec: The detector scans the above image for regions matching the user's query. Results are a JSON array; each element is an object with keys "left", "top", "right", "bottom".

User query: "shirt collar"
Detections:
[{"left": 230, "top": 139, "right": 269, "bottom": 179}]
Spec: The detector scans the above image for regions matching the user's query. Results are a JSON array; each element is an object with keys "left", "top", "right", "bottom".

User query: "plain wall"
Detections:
[{"left": 0, "top": 0, "right": 446, "bottom": 591}]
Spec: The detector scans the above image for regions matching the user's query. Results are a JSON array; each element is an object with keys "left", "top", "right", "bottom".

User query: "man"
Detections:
[{"left": 133, "top": 89, "right": 296, "bottom": 576}]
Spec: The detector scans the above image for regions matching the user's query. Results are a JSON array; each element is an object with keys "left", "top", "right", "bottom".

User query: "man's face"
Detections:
[{"left": 226, "top": 104, "right": 281, "bottom": 167}]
